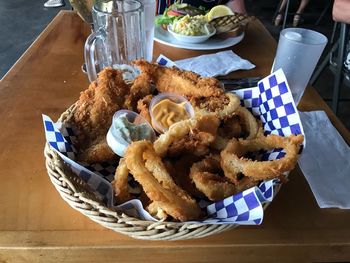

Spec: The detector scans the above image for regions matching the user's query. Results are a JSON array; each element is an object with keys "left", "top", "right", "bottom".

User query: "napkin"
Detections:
[
  {"left": 159, "top": 50, "right": 255, "bottom": 77},
  {"left": 298, "top": 111, "right": 350, "bottom": 209}
]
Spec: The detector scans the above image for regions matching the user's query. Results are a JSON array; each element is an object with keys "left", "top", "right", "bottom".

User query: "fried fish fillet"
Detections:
[
  {"left": 73, "top": 67, "right": 130, "bottom": 163},
  {"left": 124, "top": 72, "right": 153, "bottom": 111},
  {"left": 136, "top": 94, "right": 153, "bottom": 124},
  {"left": 133, "top": 59, "right": 224, "bottom": 98}
]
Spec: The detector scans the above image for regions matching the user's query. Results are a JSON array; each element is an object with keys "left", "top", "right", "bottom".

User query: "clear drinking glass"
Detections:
[
  {"left": 272, "top": 28, "right": 328, "bottom": 105},
  {"left": 140, "top": 0, "right": 156, "bottom": 62},
  {"left": 84, "top": 0, "right": 145, "bottom": 82}
]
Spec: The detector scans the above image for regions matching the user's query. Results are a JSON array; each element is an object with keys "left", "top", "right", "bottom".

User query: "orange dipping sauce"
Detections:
[{"left": 151, "top": 99, "right": 190, "bottom": 130}]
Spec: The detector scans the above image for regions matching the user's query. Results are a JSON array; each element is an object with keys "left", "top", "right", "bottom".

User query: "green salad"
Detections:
[{"left": 155, "top": 2, "right": 206, "bottom": 28}]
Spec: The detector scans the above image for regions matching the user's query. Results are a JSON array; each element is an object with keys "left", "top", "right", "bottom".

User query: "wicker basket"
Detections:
[
  {"left": 44, "top": 105, "right": 276, "bottom": 241},
  {"left": 44, "top": 105, "right": 242, "bottom": 240}
]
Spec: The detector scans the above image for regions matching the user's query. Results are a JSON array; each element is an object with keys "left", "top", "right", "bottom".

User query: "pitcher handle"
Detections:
[{"left": 84, "top": 28, "right": 107, "bottom": 83}]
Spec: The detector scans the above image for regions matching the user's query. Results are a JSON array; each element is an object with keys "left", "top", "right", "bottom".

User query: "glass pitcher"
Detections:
[{"left": 84, "top": 0, "right": 145, "bottom": 82}]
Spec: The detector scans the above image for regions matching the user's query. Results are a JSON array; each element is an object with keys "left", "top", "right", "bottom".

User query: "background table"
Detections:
[{"left": 1, "top": 11, "right": 349, "bottom": 262}]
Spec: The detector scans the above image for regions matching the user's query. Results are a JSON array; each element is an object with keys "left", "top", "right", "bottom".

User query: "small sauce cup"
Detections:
[
  {"left": 149, "top": 93, "right": 195, "bottom": 134},
  {"left": 107, "top": 109, "right": 156, "bottom": 157}
]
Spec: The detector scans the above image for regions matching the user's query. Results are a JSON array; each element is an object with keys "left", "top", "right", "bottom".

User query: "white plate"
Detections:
[{"left": 154, "top": 25, "right": 244, "bottom": 50}]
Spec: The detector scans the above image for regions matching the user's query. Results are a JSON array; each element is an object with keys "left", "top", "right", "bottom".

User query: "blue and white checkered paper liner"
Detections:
[{"left": 42, "top": 58, "right": 304, "bottom": 224}]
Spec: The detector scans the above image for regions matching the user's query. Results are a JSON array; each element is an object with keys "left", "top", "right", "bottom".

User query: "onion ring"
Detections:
[
  {"left": 190, "top": 155, "right": 236, "bottom": 201},
  {"left": 124, "top": 140, "right": 201, "bottom": 221},
  {"left": 164, "top": 155, "right": 204, "bottom": 198},
  {"left": 154, "top": 114, "right": 220, "bottom": 157},
  {"left": 147, "top": 201, "right": 168, "bottom": 221},
  {"left": 113, "top": 158, "right": 132, "bottom": 204},
  {"left": 191, "top": 93, "right": 241, "bottom": 120},
  {"left": 221, "top": 134, "right": 304, "bottom": 182},
  {"left": 212, "top": 106, "right": 260, "bottom": 150},
  {"left": 236, "top": 106, "right": 259, "bottom": 140},
  {"left": 190, "top": 155, "right": 258, "bottom": 201}
]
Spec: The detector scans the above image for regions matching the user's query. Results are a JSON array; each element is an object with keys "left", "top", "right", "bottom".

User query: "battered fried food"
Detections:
[
  {"left": 213, "top": 106, "right": 260, "bottom": 150},
  {"left": 67, "top": 61, "right": 305, "bottom": 223},
  {"left": 147, "top": 201, "right": 168, "bottom": 221},
  {"left": 221, "top": 134, "right": 304, "bottom": 182},
  {"left": 165, "top": 155, "right": 204, "bottom": 198},
  {"left": 137, "top": 94, "right": 153, "bottom": 124},
  {"left": 154, "top": 114, "right": 220, "bottom": 157},
  {"left": 190, "top": 155, "right": 258, "bottom": 201},
  {"left": 124, "top": 140, "right": 201, "bottom": 221},
  {"left": 236, "top": 106, "right": 260, "bottom": 140},
  {"left": 133, "top": 59, "right": 224, "bottom": 98},
  {"left": 191, "top": 93, "right": 241, "bottom": 120},
  {"left": 190, "top": 155, "right": 236, "bottom": 201},
  {"left": 124, "top": 72, "right": 153, "bottom": 111},
  {"left": 73, "top": 68, "right": 130, "bottom": 163},
  {"left": 113, "top": 158, "right": 132, "bottom": 204}
]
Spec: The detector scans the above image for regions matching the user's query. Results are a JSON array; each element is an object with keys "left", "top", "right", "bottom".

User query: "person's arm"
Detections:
[
  {"left": 227, "top": 0, "right": 247, "bottom": 14},
  {"left": 333, "top": 0, "right": 350, "bottom": 23}
]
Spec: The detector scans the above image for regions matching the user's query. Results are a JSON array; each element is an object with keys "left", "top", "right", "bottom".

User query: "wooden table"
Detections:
[{"left": 1, "top": 11, "right": 350, "bottom": 262}]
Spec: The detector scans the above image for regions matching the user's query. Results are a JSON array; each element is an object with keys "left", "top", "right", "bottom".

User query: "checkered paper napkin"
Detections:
[{"left": 42, "top": 62, "right": 304, "bottom": 224}]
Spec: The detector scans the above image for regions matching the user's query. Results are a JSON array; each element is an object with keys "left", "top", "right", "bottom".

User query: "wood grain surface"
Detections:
[{"left": 0, "top": 11, "right": 349, "bottom": 263}]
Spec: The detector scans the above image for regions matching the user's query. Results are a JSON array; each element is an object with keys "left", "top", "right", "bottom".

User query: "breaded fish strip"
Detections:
[
  {"left": 133, "top": 59, "right": 224, "bottom": 98},
  {"left": 73, "top": 68, "right": 130, "bottom": 163}
]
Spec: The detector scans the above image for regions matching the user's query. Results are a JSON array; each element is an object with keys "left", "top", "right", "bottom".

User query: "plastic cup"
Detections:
[
  {"left": 271, "top": 28, "right": 327, "bottom": 105},
  {"left": 149, "top": 93, "right": 195, "bottom": 134},
  {"left": 106, "top": 110, "right": 155, "bottom": 157},
  {"left": 140, "top": 0, "right": 156, "bottom": 62}
]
